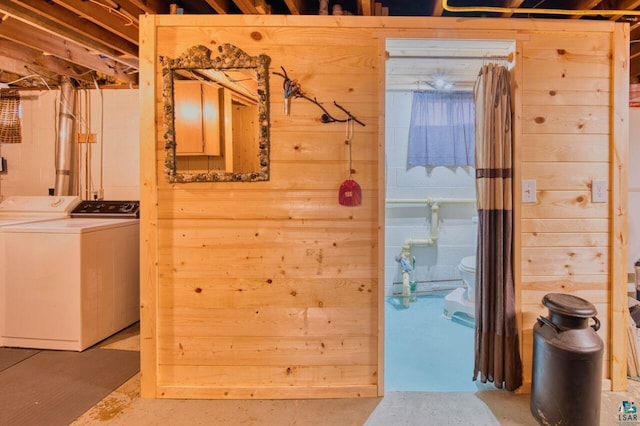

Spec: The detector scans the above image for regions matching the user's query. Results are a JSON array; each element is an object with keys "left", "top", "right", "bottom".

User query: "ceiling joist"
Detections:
[
  {"left": 0, "top": 38, "right": 95, "bottom": 84},
  {"left": 0, "top": 16, "right": 136, "bottom": 84},
  {"left": 0, "top": 1, "right": 639, "bottom": 88},
  {"left": 49, "top": 0, "right": 140, "bottom": 45},
  {"left": 1, "top": 1, "right": 138, "bottom": 66},
  {"left": 204, "top": 0, "right": 234, "bottom": 14}
]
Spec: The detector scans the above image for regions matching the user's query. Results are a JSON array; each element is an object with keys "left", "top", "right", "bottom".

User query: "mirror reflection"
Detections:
[{"left": 160, "top": 44, "right": 270, "bottom": 182}]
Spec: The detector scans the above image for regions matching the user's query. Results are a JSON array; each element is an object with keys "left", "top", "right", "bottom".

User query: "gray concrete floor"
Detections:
[{"left": 71, "top": 325, "right": 640, "bottom": 425}]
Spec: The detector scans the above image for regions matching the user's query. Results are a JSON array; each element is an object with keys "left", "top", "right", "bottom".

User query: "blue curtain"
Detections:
[{"left": 407, "top": 91, "right": 474, "bottom": 168}]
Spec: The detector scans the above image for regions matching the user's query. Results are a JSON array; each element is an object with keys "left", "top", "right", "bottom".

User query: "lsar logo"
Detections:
[{"left": 618, "top": 400, "right": 639, "bottom": 424}]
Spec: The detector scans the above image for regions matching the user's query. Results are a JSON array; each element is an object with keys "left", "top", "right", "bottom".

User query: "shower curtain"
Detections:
[{"left": 473, "top": 63, "right": 523, "bottom": 391}]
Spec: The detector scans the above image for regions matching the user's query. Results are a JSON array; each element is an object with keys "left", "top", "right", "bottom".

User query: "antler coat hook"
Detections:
[{"left": 274, "top": 67, "right": 365, "bottom": 127}]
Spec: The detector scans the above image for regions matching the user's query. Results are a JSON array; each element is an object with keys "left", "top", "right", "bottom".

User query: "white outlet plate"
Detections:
[
  {"left": 592, "top": 179, "right": 607, "bottom": 203},
  {"left": 522, "top": 179, "right": 536, "bottom": 203}
]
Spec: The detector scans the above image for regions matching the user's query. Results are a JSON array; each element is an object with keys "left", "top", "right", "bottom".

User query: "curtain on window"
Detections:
[
  {"left": 0, "top": 90, "right": 22, "bottom": 144},
  {"left": 407, "top": 90, "right": 474, "bottom": 168}
]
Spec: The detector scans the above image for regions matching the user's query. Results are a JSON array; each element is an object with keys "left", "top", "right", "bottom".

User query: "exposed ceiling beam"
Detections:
[
  {"left": 231, "top": 0, "right": 261, "bottom": 14},
  {"left": 569, "top": 0, "right": 605, "bottom": 19},
  {"left": 0, "top": 0, "right": 638, "bottom": 89},
  {"left": 431, "top": 0, "right": 444, "bottom": 17},
  {"left": 115, "top": 0, "right": 148, "bottom": 17},
  {"left": 126, "top": 0, "right": 167, "bottom": 14},
  {"left": 50, "top": 0, "right": 139, "bottom": 45},
  {"left": 632, "top": 45, "right": 640, "bottom": 62},
  {"left": 501, "top": 0, "right": 525, "bottom": 18},
  {"left": 284, "top": 0, "right": 306, "bottom": 15},
  {"left": 2, "top": 1, "right": 138, "bottom": 69},
  {"left": 631, "top": 54, "right": 640, "bottom": 81},
  {"left": 630, "top": 26, "right": 640, "bottom": 81},
  {"left": 0, "top": 38, "right": 95, "bottom": 84},
  {"left": 0, "top": 16, "right": 136, "bottom": 83},
  {"left": 254, "top": 0, "right": 271, "bottom": 14},
  {"left": 0, "top": 69, "right": 32, "bottom": 88},
  {"left": 204, "top": 0, "right": 233, "bottom": 14},
  {"left": 96, "top": 0, "right": 142, "bottom": 23},
  {"left": 359, "top": 0, "right": 372, "bottom": 16},
  {"left": 609, "top": 0, "right": 640, "bottom": 21},
  {"left": 0, "top": 54, "right": 62, "bottom": 86}
]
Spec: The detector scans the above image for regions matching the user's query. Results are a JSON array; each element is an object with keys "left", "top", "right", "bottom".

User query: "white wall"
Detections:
[
  {"left": 384, "top": 98, "right": 640, "bottom": 287},
  {"left": 384, "top": 90, "right": 477, "bottom": 296},
  {"left": 629, "top": 108, "right": 640, "bottom": 272},
  {"left": 0, "top": 89, "right": 139, "bottom": 201}
]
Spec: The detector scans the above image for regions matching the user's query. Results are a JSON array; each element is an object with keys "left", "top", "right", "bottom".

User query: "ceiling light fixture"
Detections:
[{"left": 428, "top": 74, "right": 454, "bottom": 90}]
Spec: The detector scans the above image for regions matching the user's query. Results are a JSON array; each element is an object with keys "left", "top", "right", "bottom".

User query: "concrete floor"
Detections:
[{"left": 70, "top": 324, "right": 640, "bottom": 425}]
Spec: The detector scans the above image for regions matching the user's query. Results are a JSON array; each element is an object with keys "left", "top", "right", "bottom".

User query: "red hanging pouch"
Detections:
[
  {"left": 339, "top": 178, "right": 362, "bottom": 206},
  {"left": 338, "top": 118, "right": 361, "bottom": 206}
]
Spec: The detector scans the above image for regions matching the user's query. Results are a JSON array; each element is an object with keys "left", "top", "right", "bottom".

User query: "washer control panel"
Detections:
[{"left": 70, "top": 200, "right": 140, "bottom": 218}]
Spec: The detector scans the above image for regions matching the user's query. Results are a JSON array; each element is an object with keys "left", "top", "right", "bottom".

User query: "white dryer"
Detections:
[{"left": 0, "top": 201, "right": 139, "bottom": 351}]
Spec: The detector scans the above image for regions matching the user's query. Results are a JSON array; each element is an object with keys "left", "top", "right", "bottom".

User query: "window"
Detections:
[{"left": 407, "top": 91, "right": 474, "bottom": 167}]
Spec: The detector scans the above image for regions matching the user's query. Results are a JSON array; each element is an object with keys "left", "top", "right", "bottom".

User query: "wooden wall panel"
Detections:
[
  {"left": 145, "top": 19, "right": 383, "bottom": 398},
  {"left": 518, "top": 24, "right": 626, "bottom": 388},
  {"left": 520, "top": 134, "right": 609, "bottom": 162},
  {"left": 521, "top": 105, "right": 610, "bottom": 134},
  {"left": 140, "top": 15, "right": 628, "bottom": 398}
]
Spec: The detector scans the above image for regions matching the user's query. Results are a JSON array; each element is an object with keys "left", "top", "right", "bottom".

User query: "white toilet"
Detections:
[
  {"left": 458, "top": 255, "right": 477, "bottom": 302},
  {"left": 443, "top": 216, "right": 478, "bottom": 321},
  {"left": 443, "top": 255, "right": 476, "bottom": 320}
]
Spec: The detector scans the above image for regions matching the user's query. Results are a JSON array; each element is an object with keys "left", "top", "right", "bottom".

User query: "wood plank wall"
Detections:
[{"left": 139, "top": 15, "right": 628, "bottom": 398}]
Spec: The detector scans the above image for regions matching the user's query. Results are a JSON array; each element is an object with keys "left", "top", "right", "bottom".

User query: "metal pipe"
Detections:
[
  {"left": 441, "top": 0, "right": 640, "bottom": 16},
  {"left": 386, "top": 197, "right": 476, "bottom": 205},
  {"left": 54, "top": 77, "right": 77, "bottom": 196}
]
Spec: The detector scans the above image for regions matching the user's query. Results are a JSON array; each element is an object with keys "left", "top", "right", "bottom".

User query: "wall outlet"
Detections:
[
  {"left": 592, "top": 179, "right": 607, "bottom": 203},
  {"left": 522, "top": 179, "right": 536, "bottom": 203}
]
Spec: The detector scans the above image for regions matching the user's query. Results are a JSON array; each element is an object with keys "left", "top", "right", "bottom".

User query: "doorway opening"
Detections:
[{"left": 383, "top": 38, "right": 515, "bottom": 392}]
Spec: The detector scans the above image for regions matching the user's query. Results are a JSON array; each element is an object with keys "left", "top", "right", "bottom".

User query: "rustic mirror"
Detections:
[{"left": 160, "top": 44, "right": 270, "bottom": 182}]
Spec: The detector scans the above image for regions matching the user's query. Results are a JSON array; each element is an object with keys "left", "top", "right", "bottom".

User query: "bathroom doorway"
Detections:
[{"left": 383, "top": 38, "right": 515, "bottom": 392}]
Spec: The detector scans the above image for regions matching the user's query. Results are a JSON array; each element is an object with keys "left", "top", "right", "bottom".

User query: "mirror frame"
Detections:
[{"left": 160, "top": 43, "right": 271, "bottom": 183}]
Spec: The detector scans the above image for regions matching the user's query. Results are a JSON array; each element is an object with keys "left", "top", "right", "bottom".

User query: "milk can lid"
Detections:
[{"left": 542, "top": 293, "right": 597, "bottom": 318}]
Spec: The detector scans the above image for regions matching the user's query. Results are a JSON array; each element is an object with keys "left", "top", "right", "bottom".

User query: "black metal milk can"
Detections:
[{"left": 530, "top": 293, "right": 604, "bottom": 426}]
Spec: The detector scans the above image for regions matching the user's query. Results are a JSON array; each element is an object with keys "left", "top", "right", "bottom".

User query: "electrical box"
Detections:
[
  {"left": 592, "top": 179, "right": 607, "bottom": 203},
  {"left": 522, "top": 179, "right": 536, "bottom": 203}
]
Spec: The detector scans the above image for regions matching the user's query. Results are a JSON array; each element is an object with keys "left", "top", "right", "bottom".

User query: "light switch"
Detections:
[
  {"left": 522, "top": 180, "right": 536, "bottom": 203},
  {"left": 592, "top": 179, "right": 607, "bottom": 203}
]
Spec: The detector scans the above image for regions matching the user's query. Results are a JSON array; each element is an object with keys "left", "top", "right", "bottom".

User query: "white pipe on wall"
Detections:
[
  {"left": 386, "top": 197, "right": 476, "bottom": 258},
  {"left": 386, "top": 197, "right": 476, "bottom": 205}
]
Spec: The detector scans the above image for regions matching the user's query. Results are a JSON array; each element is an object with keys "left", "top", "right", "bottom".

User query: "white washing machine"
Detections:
[
  {"left": 0, "top": 195, "right": 81, "bottom": 347},
  {"left": 0, "top": 201, "right": 139, "bottom": 351},
  {"left": 0, "top": 195, "right": 80, "bottom": 226}
]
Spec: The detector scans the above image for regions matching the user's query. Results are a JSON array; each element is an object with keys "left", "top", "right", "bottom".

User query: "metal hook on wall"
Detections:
[{"left": 273, "top": 66, "right": 365, "bottom": 127}]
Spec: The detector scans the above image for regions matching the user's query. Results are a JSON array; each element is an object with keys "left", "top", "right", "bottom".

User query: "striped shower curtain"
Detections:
[{"left": 473, "top": 63, "right": 523, "bottom": 391}]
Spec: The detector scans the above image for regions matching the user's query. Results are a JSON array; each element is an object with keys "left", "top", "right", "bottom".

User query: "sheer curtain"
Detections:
[
  {"left": 473, "top": 63, "right": 523, "bottom": 391},
  {"left": 407, "top": 91, "right": 474, "bottom": 168}
]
